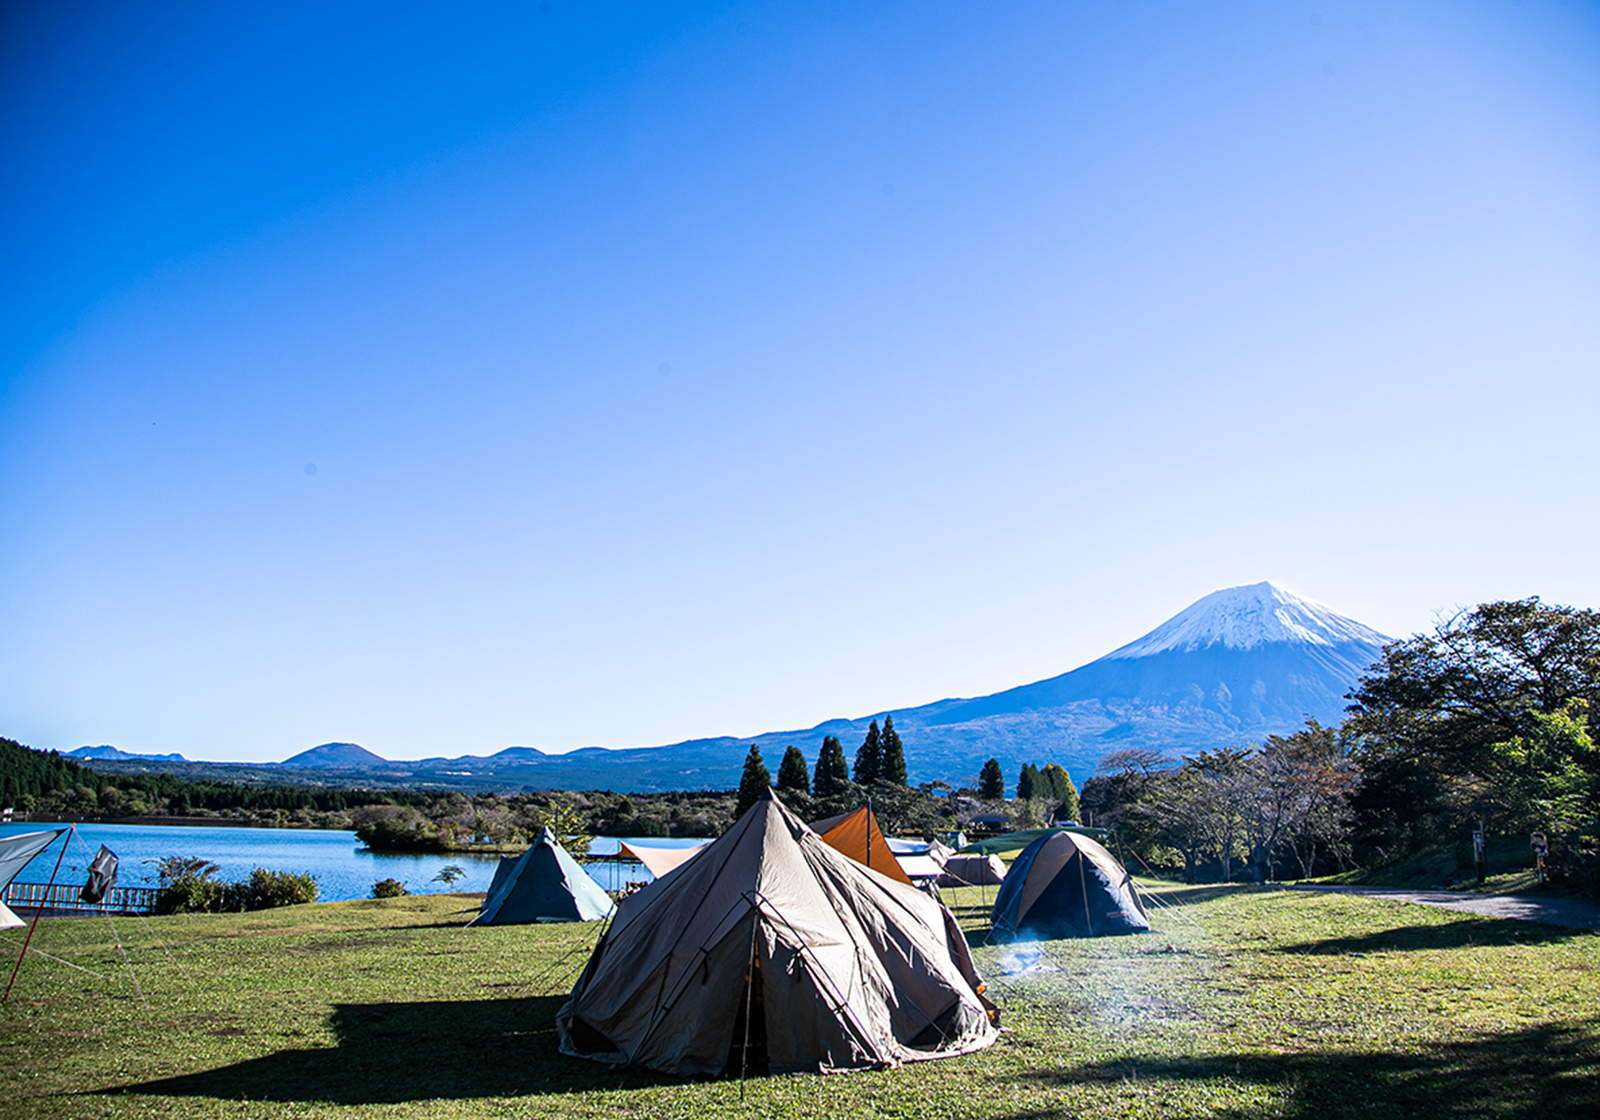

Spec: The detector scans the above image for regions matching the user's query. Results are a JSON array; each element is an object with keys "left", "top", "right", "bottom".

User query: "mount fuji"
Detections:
[
  {"left": 868, "top": 581, "right": 1391, "bottom": 780},
  {"left": 586, "top": 580, "right": 1393, "bottom": 787},
  {"left": 79, "top": 582, "right": 1391, "bottom": 792}
]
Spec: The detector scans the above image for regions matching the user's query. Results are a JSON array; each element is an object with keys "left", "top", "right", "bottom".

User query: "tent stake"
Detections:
[{"left": 4, "top": 826, "right": 72, "bottom": 1003}]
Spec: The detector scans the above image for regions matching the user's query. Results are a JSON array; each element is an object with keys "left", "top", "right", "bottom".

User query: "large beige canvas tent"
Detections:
[
  {"left": 556, "top": 794, "right": 997, "bottom": 1076},
  {"left": 940, "top": 853, "right": 1007, "bottom": 888},
  {"left": 810, "top": 804, "right": 914, "bottom": 886}
]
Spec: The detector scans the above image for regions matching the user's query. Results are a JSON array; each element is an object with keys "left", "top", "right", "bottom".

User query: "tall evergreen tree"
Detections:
[
  {"left": 879, "top": 715, "right": 908, "bottom": 785},
  {"left": 813, "top": 735, "right": 852, "bottom": 797},
  {"left": 735, "top": 745, "right": 772, "bottom": 819},
  {"left": 979, "top": 758, "right": 1005, "bottom": 801},
  {"left": 776, "top": 745, "right": 811, "bottom": 797},
  {"left": 1016, "top": 763, "right": 1041, "bottom": 800},
  {"left": 854, "top": 720, "right": 882, "bottom": 785}
]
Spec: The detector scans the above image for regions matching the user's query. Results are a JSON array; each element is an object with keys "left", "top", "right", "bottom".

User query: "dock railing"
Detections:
[{"left": 3, "top": 881, "right": 158, "bottom": 916}]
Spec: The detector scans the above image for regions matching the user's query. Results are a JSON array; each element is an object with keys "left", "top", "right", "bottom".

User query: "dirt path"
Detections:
[{"left": 1286, "top": 885, "right": 1600, "bottom": 931}]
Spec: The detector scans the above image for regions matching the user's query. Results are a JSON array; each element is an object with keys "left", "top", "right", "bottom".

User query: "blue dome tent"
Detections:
[{"left": 990, "top": 831, "right": 1148, "bottom": 939}]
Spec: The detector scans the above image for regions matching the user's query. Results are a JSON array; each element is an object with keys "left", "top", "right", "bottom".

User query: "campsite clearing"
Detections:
[{"left": 2, "top": 885, "right": 1596, "bottom": 1119}]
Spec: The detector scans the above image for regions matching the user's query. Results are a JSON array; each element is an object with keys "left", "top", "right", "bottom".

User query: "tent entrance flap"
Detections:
[
  {"left": 724, "top": 923, "right": 766, "bottom": 1078},
  {"left": 622, "top": 909, "right": 761, "bottom": 1075},
  {"left": 748, "top": 892, "right": 887, "bottom": 1073}
]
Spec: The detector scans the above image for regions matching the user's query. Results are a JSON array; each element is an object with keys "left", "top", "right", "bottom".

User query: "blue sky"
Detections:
[{"left": 3, "top": 1, "right": 1598, "bottom": 762}]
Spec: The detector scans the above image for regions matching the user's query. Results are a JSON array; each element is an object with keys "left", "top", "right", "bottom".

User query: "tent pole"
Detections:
[
  {"left": 1078, "top": 845, "right": 1094, "bottom": 936},
  {"left": 739, "top": 909, "right": 759, "bottom": 1098},
  {"left": 4, "top": 826, "right": 72, "bottom": 1003}
]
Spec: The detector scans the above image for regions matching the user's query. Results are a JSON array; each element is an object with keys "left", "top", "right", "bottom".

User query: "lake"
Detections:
[{"left": 0, "top": 822, "right": 705, "bottom": 901}]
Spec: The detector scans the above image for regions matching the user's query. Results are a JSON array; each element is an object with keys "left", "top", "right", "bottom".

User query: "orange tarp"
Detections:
[{"left": 810, "top": 805, "right": 914, "bottom": 886}]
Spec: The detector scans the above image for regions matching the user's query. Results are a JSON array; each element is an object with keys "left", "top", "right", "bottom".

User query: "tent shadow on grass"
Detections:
[
  {"left": 104, "top": 996, "right": 673, "bottom": 1104},
  {"left": 1275, "top": 916, "right": 1583, "bottom": 956},
  {"left": 1004, "top": 1018, "right": 1600, "bottom": 1120}
]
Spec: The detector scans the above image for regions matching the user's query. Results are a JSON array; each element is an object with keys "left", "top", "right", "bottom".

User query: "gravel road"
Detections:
[{"left": 1286, "top": 884, "right": 1600, "bottom": 931}]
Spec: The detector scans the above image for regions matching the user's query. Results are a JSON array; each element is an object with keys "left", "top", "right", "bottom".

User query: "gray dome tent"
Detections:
[
  {"left": 990, "top": 830, "right": 1148, "bottom": 939},
  {"left": 556, "top": 793, "right": 998, "bottom": 1075},
  {"left": 472, "top": 827, "right": 614, "bottom": 925}
]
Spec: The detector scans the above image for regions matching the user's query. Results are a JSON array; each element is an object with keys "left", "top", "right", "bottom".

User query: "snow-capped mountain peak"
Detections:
[{"left": 1102, "top": 582, "right": 1389, "bottom": 659}]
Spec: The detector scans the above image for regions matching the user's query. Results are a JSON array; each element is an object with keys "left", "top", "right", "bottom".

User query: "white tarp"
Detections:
[
  {"left": 619, "top": 842, "right": 707, "bottom": 881},
  {"left": 0, "top": 830, "right": 66, "bottom": 930},
  {"left": 896, "top": 854, "right": 945, "bottom": 881}
]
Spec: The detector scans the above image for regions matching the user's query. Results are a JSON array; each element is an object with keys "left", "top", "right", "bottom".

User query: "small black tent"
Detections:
[{"left": 990, "top": 831, "right": 1148, "bottom": 939}]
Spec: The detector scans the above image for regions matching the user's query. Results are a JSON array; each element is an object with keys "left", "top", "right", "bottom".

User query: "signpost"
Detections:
[
  {"left": 1472, "top": 823, "right": 1487, "bottom": 885},
  {"left": 1531, "top": 831, "right": 1548, "bottom": 885}
]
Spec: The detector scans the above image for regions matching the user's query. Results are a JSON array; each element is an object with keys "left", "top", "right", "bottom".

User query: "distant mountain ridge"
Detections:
[
  {"left": 77, "top": 582, "right": 1390, "bottom": 793},
  {"left": 67, "top": 745, "right": 188, "bottom": 763},
  {"left": 279, "top": 742, "right": 393, "bottom": 769}
]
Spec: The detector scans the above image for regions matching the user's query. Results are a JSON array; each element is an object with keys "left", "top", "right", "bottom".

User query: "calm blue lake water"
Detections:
[{"left": 0, "top": 823, "right": 704, "bottom": 901}]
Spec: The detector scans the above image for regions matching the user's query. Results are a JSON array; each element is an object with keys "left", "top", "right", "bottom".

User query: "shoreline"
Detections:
[{"left": 4, "top": 815, "right": 342, "bottom": 830}]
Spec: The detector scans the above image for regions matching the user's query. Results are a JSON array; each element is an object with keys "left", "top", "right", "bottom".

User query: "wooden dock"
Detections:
[{"left": 3, "top": 881, "right": 158, "bottom": 917}]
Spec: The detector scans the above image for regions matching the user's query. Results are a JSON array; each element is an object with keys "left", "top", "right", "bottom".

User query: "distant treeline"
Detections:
[
  {"left": 0, "top": 736, "right": 432, "bottom": 824},
  {"left": 0, "top": 735, "right": 748, "bottom": 845},
  {"left": 350, "top": 789, "right": 742, "bottom": 850},
  {"left": 1, "top": 717, "right": 1090, "bottom": 850}
]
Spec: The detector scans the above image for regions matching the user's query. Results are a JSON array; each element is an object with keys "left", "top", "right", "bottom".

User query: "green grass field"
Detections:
[{"left": 2, "top": 885, "right": 1596, "bottom": 1119}]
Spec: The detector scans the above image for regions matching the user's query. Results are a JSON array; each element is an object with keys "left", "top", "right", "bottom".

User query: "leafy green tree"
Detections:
[
  {"left": 736, "top": 745, "right": 772, "bottom": 819},
  {"left": 856, "top": 780, "right": 947, "bottom": 836},
  {"left": 533, "top": 802, "right": 593, "bottom": 858},
  {"left": 854, "top": 721, "right": 882, "bottom": 785},
  {"left": 1493, "top": 701, "right": 1597, "bottom": 831},
  {"left": 1175, "top": 747, "right": 1255, "bottom": 881},
  {"left": 1144, "top": 766, "right": 1211, "bottom": 883},
  {"left": 813, "top": 735, "right": 852, "bottom": 798},
  {"left": 979, "top": 758, "right": 1005, "bottom": 801},
  {"left": 1348, "top": 597, "right": 1600, "bottom": 865},
  {"left": 776, "top": 745, "right": 811, "bottom": 797},
  {"left": 353, "top": 807, "right": 444, "bottom": 852},
  {"left": 1081, "top": 748, "right": 1168, "bottom": 842},
  {"left": 1491, "top": 700, "right": 1599, "bottom": 883},
  {"left": 1042, "top": 763, "right": 1080, "bottom": 822},
  {"left": 1012, "top": 797, "right": 1049, "bottom": 830},
  {"left": 879, "top": 715, "right": 908, "bottom": 785},
  {"left": 1256, "top": 721, "right": 1358, "bottom": 880}
]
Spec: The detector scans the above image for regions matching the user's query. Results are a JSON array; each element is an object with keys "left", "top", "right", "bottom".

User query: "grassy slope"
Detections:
[
  {"left": 1, "top": 886, "right": 1595, "bottom": 1120},
  {"left": 1322, "top": 835, "right": 1593, "bottom": 898}
]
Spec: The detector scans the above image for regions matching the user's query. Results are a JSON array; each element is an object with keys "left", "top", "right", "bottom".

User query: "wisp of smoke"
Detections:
[{"left": 996, "top": 939, "right": 1059, "bottom": 976}]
